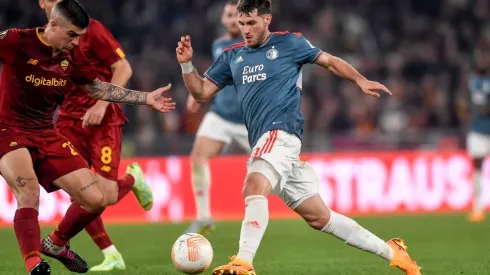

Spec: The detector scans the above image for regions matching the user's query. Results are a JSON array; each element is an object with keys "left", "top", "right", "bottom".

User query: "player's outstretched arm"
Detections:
[
  {"left": 83, "top": 79, "right": 176, "bottom": 112},
  {"left": 177, "top": 35, "right": 221, "bottom": 102},
  {"left": 314, "top": 52, "right": 392, "bottom": 98}
]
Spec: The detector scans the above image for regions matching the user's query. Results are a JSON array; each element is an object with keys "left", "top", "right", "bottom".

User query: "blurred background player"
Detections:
[
  {"left": 467, "top": 43, "right": 490, "bottom": 222},
  {"left": 177, "top": 0, "right": 421, "bottom": 274},
  {"left": 39, "top": 0, "right": 154, "bottom": 271},
  {"left": 185, "top": 0, "right": 250, "bottom": 234}
]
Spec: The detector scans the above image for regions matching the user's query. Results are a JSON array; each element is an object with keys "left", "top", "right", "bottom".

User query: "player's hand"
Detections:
[
  {"left": 81, "top": 101, "right": 109, "bottom": 128},
  {"left": 356, "top": 79, "right": 392, "bottom": 98},
  {"left": 176, "top": 35, "right": 193, "bottom": 63},
  {"left": 186, "top": 95, "right": 201, "bottom": 113},
  {"left": 146, "top": 84, "right": 176, "bottom": 112}
]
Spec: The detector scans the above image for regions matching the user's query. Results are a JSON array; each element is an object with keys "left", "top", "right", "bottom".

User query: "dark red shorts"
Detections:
[
  {"left": 0, "top": 125, "right": 89, "bottom": 193},
  {"left": 56, "top": 118, "right": 122, "bottom": 181}
]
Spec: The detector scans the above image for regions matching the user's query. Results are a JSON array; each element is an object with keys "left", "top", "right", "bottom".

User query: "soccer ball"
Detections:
[{"left": 171, "top": 233, "right": 213, "bottom": 274}]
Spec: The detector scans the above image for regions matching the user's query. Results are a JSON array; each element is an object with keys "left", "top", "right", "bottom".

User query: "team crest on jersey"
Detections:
[
  {"left": 60, "top": 60, "right": 69, "bottom": 71},
  {"left": 0, "top": 30, "right": 8, "bottom": 40},
  {"left": 266, "top": 46, "right": 279, "bottom": 60}
]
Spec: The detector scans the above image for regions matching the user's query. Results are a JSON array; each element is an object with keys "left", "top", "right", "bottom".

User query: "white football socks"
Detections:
[
  {"left": 473, "top": 169, "right": 483, "bottom": 212},
  {"left": 101, "top": 245, "right": 119, "bottom": 257},
  {"left": 191, "top": 162, "right": 211, "bottom": 221},
  {"left": 236, "top": 195, "right": 269, "bottom": 264},
  {"left": 322, "top": 210, "right": 393, "bottom": 261}
]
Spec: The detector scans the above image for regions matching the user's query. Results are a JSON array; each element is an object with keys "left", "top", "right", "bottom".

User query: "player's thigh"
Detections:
[
  {"left": 191, "top": 136, "right": 226, "bottom": 163},
  {"left": 231, "top": 123, "right": 251, "bottom": 153},
  {"left": 53, "top": 167, "right": 106, "bottom": 212},
  {"left": 246, "top": 130, "right": 300, "bottom": 195},
  {"left": 467, "top": 132, "right": 490, "bottom": 159},
  {"left": 0, "top": 148, "right": 40, "bottom": 208},
  {"left": 280, "top": 161, "right": 320, "bottom": 209},
  {"left": 56, "top": 119, "right": 90, "bottom": 163},
  {"left": 88, "top": 125, "right": 122, "bottom": 182}
]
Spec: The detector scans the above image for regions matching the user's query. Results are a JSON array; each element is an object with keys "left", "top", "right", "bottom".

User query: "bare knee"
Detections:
[
  {"left": 190, "top": 149, "right": 209, "bottom": 166},
  {"left": 304, "top": 210, "right": 330, "bottom": 230},
  {"left": 294, "top": 195, "right": 332, "bottom": 231},
  {"left": 77, "top": 182, "right": 108, "bottom": 213},
  {"left": 96, "top": 174, "right": 118, "bottom": 205},
  {"left": 242, "top": 172, "right": 272, "bottom": 198},
  {"left": 81, "top": 192, "right": 106, "bottom": 213}
]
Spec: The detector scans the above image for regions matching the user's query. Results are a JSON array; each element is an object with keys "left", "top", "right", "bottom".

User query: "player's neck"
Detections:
[
  {"left": 39, "top": 31, "right": 53, "bottom": 48},
  {"left": 258, "top": 30, "right": 272, "bottom": 46}
]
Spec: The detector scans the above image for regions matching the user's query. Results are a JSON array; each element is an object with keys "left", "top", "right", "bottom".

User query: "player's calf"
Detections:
[{"left": 294, "top": 195, "right": 421, "bottom": 274}]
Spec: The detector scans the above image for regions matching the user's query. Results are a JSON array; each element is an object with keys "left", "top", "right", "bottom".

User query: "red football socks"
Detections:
[
  {"left": 84, "top": 217, "right": 113, "bottom": 250},
  {"left": 14, "top": 208, "right": 41, "bottom": 272},
  {"left": 50, "top": 202, "right": 102, "bottom": 247},
  {"left": 117, "top": 174, "right": 135, "bottom": 202}
]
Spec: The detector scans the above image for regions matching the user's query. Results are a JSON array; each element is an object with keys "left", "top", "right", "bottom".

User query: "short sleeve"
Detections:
[
  {"left": 0, "top": 29, "right": 20, "bottom": 64},
  {"left": 292, "top": 33, "right": 322, "bottom": 65},
  {"left": 211, "top": 41, "right": 224, "bottom": 61},
  {"left": 87, "top": 20, "right": 126, "bottom": 67},
  {"left": 204, "top": 52, "right": 233, "bottom": 89},
  {"left": 70, "top": 46, "right": 99, "bottom": 85}
]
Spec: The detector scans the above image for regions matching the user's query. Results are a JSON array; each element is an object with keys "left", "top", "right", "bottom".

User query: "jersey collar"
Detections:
[
  {"left": 36, "top": 28, "right": 51, "bottom": 47},
  {"left": 245, "top": 33, "right": 274, "bottom": 51}
]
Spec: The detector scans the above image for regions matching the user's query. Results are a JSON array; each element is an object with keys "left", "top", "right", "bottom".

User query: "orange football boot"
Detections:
[
  {"left": 387, "top": 238, "right": 421, "bottom": 275},
  {"left": 212, "top": 256, "right": 256, "bottom": 275},
  {"left": 468, "top": 210, "right": 485, "bottom": 223}
]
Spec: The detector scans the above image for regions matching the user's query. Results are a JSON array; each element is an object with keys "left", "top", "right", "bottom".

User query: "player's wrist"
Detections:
[{"left": 180, "top": 61, "right": 195, "bottom": 74}]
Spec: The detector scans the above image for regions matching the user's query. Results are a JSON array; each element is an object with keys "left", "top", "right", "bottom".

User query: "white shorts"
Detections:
[
  {"left": 467, "top": 131, "right": 490, "bottom": 158},
  {"left": 196, "top": 112, "right": 250, "bottom": 152},
  {"left": 247, "top": 130, "right": 319, "bottom": 209}
]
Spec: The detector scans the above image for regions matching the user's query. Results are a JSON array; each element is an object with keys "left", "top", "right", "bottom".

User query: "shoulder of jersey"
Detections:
[
  {"left": 223, "top": 41, "right": 246, "bottom": 52},
  {"left": 273, "top": 31, "right": 304, "bottom": 40}
]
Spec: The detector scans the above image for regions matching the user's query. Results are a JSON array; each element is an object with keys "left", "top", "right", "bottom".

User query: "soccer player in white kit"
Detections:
[{"left": 177, "top": 0, "right": 422, "bottom": 274}]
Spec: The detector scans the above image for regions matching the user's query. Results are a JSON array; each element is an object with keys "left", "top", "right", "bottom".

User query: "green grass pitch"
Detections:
[{"left": 0, "top": 214, "right": 487, "bottom": 274}]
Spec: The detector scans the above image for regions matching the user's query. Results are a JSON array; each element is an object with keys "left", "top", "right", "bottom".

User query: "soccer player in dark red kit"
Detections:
[
  {"left": 39, "top": 0, "right": 152, "bottom": 271},
  {"left": 0, "top": 0, "right": 175, "bottom": 274}
]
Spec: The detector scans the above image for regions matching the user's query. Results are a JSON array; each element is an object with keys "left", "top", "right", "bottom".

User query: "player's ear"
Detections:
[
  {"left": 39, "top": 0, "right": 44, "bottom": 8},
  {"left": 263, "top": 14, "right": 272, "bottom": 26}
]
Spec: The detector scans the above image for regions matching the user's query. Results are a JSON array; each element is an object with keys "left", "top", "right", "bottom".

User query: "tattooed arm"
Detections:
[{"left": 83, "top": 78, "right": 147, "bottom": 104}]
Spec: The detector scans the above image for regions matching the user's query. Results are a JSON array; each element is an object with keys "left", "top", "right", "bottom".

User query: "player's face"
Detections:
[
  {"left": 238, "top": 10, "right": 271, "bottom": 48},
  {"left": 222, "top": 4, "right": 240, "bottom": 37},
  {"left": 39, "top": 0, "right": 61, "bottom": 20},
  {"left": 48, "top": 20, "right": 86, "bottom": 51}
]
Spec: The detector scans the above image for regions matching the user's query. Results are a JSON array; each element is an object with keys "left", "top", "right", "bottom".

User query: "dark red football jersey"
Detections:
[
  {"left": 0, "top": 28, "right": 98, "bottom": 131},
  {"left": 57, "top": 19, "right": 128, "bottom": 126}
]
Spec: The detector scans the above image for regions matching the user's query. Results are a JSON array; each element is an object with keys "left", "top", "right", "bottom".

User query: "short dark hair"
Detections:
[
  {"left": 237, "top": 0, "right": 271, "bottom": 15},
  {"left": 227, "top": 0, "right": 238, "bottom": 5},
  {"left": 55, "top": 0, "right": 90, "bottom": 29}
]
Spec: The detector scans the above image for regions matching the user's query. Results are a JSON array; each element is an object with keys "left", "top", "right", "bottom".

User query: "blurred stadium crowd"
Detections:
[{"left": 1, "top": 0, "right": 489, "bottom": 155}]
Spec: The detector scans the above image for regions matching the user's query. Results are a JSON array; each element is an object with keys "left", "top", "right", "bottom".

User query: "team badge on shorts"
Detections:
[
  {"left": 0, "top": 30, "right": 8, "bottom": 40},
  {"left": 266, "top": 46, "right": 279, "bottom": 60},
  {"left": 61, "top": 60, "right": 69, "bottom": 71}
]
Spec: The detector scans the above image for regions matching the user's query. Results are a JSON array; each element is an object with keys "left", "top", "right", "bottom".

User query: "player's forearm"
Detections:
[
  {"left": 83, "top": 79, "right": 147, "bottom": 105},
  {"left": 329, "top": 56, "right": 367, "bottom": 83},
  {"left": 318, "top": 53, "right": 367, "bottom": 84},
  {"left": 183, "top": 70, "right": 208, "bottom": 102},
  {"left": 94, "top": 60, "right": 133, "bottom": 108}
]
